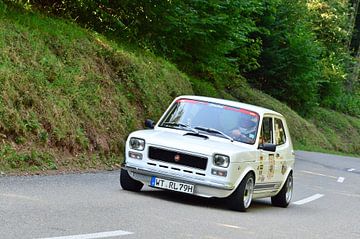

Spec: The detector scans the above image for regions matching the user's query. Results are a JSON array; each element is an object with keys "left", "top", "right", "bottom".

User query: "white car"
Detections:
[{"left": 121, "top": 95, "right": 295, "bottom": 211}]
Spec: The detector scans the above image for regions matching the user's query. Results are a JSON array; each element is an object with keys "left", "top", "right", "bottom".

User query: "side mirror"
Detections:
[
  {"left": 144, "top": 119, "right": 155, "bottom": 129},
  {"left": 258, "top": 143, "right": 276, "bottom": 152}
]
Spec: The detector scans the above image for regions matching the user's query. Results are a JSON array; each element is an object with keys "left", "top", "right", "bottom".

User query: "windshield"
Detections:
[{"left": 159, "top": 99, "right": 260, "bottom": 144}]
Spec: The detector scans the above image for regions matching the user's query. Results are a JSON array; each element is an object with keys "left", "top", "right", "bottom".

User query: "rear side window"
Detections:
[{"left": 274, "top": 118, "right": 286, "bottom": 145}]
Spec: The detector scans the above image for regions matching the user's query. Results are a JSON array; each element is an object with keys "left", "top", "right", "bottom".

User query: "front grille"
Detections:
[{"left": 148, "top": 146, "right": 208, "bottom": 170}]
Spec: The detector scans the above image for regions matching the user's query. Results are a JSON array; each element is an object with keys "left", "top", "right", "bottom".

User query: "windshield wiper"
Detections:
[
  {"left": 162, "top": 122, "right": 199, "bottom": 134},
  {"left": 194, "top": 126, "right": 234, "bottom": 142}
]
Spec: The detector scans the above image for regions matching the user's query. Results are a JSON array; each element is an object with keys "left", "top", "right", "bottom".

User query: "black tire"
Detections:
[
  {"left": 271, "top": 172, "right": 293, "bottom": 207},
  {"left": 227, "top": 173, "right": 255, "bottom": 212},
  {"left": 120, "top": 168, "right": 143, "bottom": 192}
]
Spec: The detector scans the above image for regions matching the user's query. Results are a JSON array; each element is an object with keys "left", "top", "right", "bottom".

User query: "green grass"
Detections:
[
  {"left": 309, "top": 108, "right": 360, "bottom": 154},
  {"left": 0, "top": 2, "right": 359, "bottom": 174},
  {"left": 0, "top": 3, "right": 193, "bottom": 173}
]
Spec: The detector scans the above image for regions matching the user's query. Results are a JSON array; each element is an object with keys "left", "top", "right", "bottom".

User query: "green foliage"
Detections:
[
  {"left": 307, "top": 0, "right": 351, "bottom": 51},
  {"left": 0, "top": 144, "right": 57, "bottom": 170},
  {"left": 310, "top": 107, "right": 360, "bottom": 153},
  {"left": 6, "top": 0, "right": 358, "bottom": 116},
  {"left": 306, "top": 0, "right": 358, "bottom": 115},
  {"left": 0, "top": 3, "right": 193, "bottom": 172},
  {"left": 190, "top": 78, "right": 221, "bottom": 98},
  {"left": 5, "top": 0, "right": 263, "bottom": 81},
  {"left": 247, "top": 0, "right": 323, "bottom": 115},
  {"left": 331, "top": 93, "right": 360, "bottom": 117},
  {"left": 129, "top": 0, "right": 263, "bottom": 77}
]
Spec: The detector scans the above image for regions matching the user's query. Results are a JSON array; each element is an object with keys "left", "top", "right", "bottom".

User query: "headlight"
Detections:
[
  {"left": 129, "top": 137, "right": 145, "bottom": 151},
  {"left": 213, "top": 154, "right": 230, "bottom": 168}
]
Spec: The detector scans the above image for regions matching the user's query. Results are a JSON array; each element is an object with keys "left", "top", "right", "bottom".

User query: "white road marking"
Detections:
[
  {"left": 216, "top": 223, "right": 243, "bottom": 229},
  {"left": 347, "top": 168, "right": 356, "bottom": 172},
  {"left": 293, "top": 194, "right": 324, "bottom": 205},
  {"left": 215, "top": 223, "right": 255, "bottom": 235},
  {"left": 337, "top": 177, "right": 345, "bottom": 183},
  {"left": 300, "top": 170, "right": 337, "bottom": 179},
  {"left": 37, "top": 230, "right": 133, "bottom": 239}
]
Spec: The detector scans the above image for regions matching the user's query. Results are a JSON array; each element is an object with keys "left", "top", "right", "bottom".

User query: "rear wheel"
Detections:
[
  {"left": 271, "top": 172, "right": 293, "bottom": 207},
  {"left": 228, "top": 173, "right": 254, "bottom": 212},
  {"left": 120, "top": 168, "right": 143, "bottom": 192}
]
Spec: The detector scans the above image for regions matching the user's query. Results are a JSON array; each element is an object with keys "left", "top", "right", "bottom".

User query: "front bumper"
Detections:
[{"left": 122, "top": 164, "right": 235, "bottom": 198}]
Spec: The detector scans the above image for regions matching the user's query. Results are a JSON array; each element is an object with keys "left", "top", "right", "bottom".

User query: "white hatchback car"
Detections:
[{"left": 121, "top": 95, "right": 295, "bottom": 211}]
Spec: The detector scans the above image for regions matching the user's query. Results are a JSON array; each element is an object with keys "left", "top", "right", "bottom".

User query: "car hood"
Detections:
[{"left": 128, "top": 129, "right": 256, "bottom": 160}]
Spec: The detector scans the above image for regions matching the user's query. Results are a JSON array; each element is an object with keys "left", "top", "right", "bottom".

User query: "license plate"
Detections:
[{"left": 150, "top": 176, "right": 194, "bottom": 194}]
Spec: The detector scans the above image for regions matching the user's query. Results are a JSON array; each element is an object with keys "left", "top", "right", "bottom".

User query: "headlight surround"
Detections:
[
  {"left": 213, "top": 154, "right": 230, "bottom": 168},
  {"left": 129, "top": 137, "right": 145, "bottom": 151}
]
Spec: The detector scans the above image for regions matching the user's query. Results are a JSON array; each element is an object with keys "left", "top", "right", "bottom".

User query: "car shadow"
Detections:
[{"left": 135, "top": 188, "right": 273, "bottom": 212}]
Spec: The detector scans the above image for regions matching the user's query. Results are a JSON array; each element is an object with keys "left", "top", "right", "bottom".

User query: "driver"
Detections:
[{"left": 230, "top": 116, "right": 258, "bottom": 144}]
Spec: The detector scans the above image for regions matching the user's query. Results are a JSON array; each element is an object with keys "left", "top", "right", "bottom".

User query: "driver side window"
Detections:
[{"left": 260, "top": 117, "right": 273, "bottom": 144}]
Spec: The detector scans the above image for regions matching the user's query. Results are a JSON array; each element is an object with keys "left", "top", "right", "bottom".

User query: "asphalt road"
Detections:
[{"left": 1, "top": 151, "right": 360, "bottom": 239}]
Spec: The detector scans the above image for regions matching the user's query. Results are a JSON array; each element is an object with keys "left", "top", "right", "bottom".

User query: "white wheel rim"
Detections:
[
  {"left": 243, "top": 177, "right": 254, "bottom": 208},
  {"left": 285, "top": 175, "right": 293, "bottom": 203}
]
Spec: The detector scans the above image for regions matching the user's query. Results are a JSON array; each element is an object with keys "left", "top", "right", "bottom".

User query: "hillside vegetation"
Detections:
[
  {"left": 13, "top": 0, "right": 359, "bottom": 117},
  {"left": 0, "top": 2, "right": 359, "bottom": 174},
  {"left": 0, "top": 3, "right": 193, "bottom": 173}
]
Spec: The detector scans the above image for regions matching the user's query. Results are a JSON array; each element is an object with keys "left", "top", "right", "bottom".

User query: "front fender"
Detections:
[{"left": 231, "top": 163, "right": 256, "bottom": 192}]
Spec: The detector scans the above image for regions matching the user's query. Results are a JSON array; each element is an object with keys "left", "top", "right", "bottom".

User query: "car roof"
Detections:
[{"left": 176, "top": 95, "right": 283, "bottom": 118}]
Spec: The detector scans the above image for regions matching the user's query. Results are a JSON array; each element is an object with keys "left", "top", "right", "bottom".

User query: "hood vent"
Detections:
[{"left": 183, "top": 132, "right": 208, "bottom": 139}]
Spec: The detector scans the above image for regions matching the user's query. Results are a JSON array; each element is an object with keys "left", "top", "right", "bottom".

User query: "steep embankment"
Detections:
[
  {"left": 0, "top": 3, "right": 359, "bottom": 174},
  {"left": 0, "top": 3, "right": 193, "bottom": 173}
]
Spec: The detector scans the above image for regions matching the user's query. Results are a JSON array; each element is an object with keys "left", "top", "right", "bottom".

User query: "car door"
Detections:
[
  {"left": 273, "top": 117, "right": 290, "bottom": 182},
  {"left": 257, "top": 116, "right": 274, "bottom": 184}
]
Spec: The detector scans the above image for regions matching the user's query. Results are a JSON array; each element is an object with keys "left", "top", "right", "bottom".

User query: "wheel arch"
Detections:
[{"left": 233, "top": 166, "right": 256, "bottom": 192}]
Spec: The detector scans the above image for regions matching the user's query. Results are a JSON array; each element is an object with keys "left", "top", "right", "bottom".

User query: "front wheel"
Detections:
[
  {"left": 227, "top": 173, "right": 255, "bottom": 212},
  {"left": 120, "top": 168, "right": 143, "bottom": 192},
  {"left": 271, "top": 172, "right": 293, "bottom": 207}
]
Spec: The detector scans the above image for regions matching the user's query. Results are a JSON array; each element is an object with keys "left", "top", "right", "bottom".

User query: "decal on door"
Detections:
[
  {"left": 257, "top": 155, "right": 265, "bottom": 182},
  {"left": 267, "top": 154, "right": 275, "bottom": 179}
]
